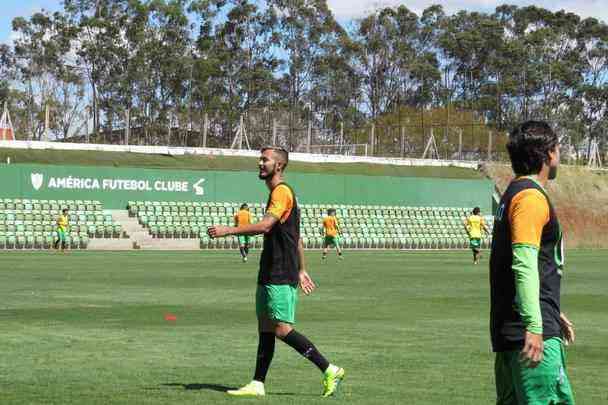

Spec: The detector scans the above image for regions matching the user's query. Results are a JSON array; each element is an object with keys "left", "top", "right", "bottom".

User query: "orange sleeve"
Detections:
[
  {"left": 508, "top": 189, "right": 550, "bottom": 247},
  {"left": 266, "top": 185, "right": 293, "bottom": 223}
]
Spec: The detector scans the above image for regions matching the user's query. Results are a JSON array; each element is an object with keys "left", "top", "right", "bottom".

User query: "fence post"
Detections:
[
  {"left": 43, "top": 103, "right": 50, "bottom": 141},
  {"left": 125, "top": 108, "right": 130, "bottom": 145},
  {"left": 202, "top": 113, "right": 208, "bottom": 148},
  {"left": 370, "top": 123, "right": 375, "bottom": 156},
  {"left": 272, "top": 118, "right": 277, "bottom": 145},
  {"left": 488, "top": 130, "right": 493, "bottom": 161},
  {"left": 458, "top": 128, "right": 463, "bottom": 160},
  {"left": 307, "top": 120, "right": 312, "bottom": 153},
  {"left": 400, "top": 126, "right": 405, "bottom": 158}
]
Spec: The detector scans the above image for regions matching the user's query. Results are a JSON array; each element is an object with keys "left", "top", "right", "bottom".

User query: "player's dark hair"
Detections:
[
  {"left": 507, "top": 121, "right": 558, "bottom": 176},
  {"left": 261, "top": 146, "right": 289, "bottom": 170},
  {"left": 473, "top": 207, "right": 480, "bottom": 215},
  {"left": 240, "top": 203, "right": 248, "bottom": 210},
  {"left": 62, "top": 208, "right": 68, "bottom": 214}
]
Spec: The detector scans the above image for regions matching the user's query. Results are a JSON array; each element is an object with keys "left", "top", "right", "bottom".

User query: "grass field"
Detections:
[{"left": 1, "top": 250, "right": 607, "bottom": 404}]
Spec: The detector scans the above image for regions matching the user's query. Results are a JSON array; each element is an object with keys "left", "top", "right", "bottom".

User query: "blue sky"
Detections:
[
  {"left": 1, "top": 0, "right": 62, "bottom": 44},
  {"left": 1, "top": 0, "right": 606, "bottom": 45}
]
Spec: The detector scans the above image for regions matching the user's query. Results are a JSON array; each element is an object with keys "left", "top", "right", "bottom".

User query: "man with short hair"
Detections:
[
  {"left": 208, "top": 146, "right": 345, "bottom": 398},
  {"left": 490, "top": 121, "right": 575, "bottom": 404},
  {"left": 321, "top": 208, "right": 343, "bottom": 261},
  {"left": 54, "top": 208, "right": 69, "bottom": 252},
  {"left": 234, "top": 203, "right": 253, "bottom": 262},
  {"left": 465, "top": 207, "right": 489, "bottom": 264}
]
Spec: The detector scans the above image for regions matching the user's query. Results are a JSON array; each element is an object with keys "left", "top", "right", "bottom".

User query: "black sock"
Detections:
[
  {"left": 281, "top": 330, "right": 329, "bottom": 372},
  {"left": 253, "top": 332, "right": 275, "bottom": 382},
  {"left": 239, "top": 247, "right": 245, "bottom": 257},
  {"left": 244, "top": 246, "right": 249, "bottom": 255},
  {"left": 54, "top": 240, "right": 59, "bottom": 249}
]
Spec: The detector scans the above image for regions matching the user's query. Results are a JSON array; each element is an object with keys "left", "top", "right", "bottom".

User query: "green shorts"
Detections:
[
  {"left": 56, "top": 229, "right": 67, "bottom": 242},
  {"left": 324, "top": 236, "right": 340, "bottom": 248},
  {"left": 495, "top": 337, "right": 575, "bottom": 405},
  {"left": 238, "top": 235, "right": 251, "bottom": 246},
  {"left": 469, "top": 238, "right": 481, "bottom": 251},
  {"left": 256, "top": 284, "right": 298, "bottom": 324}
]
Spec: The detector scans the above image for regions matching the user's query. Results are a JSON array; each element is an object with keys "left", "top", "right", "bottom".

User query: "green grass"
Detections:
[
  {"left": 0, "top": 147, "right": 482, "bottom": 179},
  {"left": 0, "top": 250, "right": 606, "bottom": 404}
]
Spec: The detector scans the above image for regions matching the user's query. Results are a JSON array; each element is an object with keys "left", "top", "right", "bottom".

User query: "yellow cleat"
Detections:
[
  {"left": 322, "top": 367, "right": 345, "bottom": 397},
  {"left": 226, "top": 381, "right": 265, "bottom": 397}
]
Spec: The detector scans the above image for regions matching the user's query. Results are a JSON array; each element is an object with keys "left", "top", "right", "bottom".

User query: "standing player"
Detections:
[
  {"left": 321, "top": 208, "right": 343, "bottom": 260},
  {"left": 54, "top": 208, "right": 69, "bottom": 252},
  {"left": 490, "top": 121, "right": 575, "bottom": 405},
  {"left": 464, "top": 207, "right": 489, "bottom": 264},
  {"left": 208, "top": 146, "right": 345, "bottom": 398},
  {"left": 234, "top": 203, "right": 253, "bottom": 262}
]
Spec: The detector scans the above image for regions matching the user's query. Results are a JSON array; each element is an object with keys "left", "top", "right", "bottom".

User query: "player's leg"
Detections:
[
  {"left": 227, "top": 286, "right": 275, "bottom": 396},
  {"left": 322, "top": 238, "right": 329, "bottom": 260},
  {"left": 268, "top": 285, "right": 345, "bottom": 397},
  {"left": 237, "top": 236, "right": 247, "bottom": 262},
  {"left": 509, "top": 338, "right": 575, "bottom": 405},
  {"left": 53, "top": 230, "right": 60, "bottom": 250},
  {"left": 334, "top": 237, "right": 343, "bottom": 259}
]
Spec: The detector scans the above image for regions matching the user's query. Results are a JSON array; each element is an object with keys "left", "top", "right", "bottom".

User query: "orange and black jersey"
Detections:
[
  {"left": 489, "top": 177, "right": 564, "bottom": 351},
  {"left": 259, "top": 183, "right": 301, "bottom": 285}
]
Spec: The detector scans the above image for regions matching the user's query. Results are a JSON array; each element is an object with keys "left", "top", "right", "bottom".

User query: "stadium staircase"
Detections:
[{"left": 111, "top": 210, "right": 199, "bottom": 250}]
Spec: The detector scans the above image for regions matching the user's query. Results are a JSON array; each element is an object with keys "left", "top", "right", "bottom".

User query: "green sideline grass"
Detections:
[
  {"left": 1, "top": 250, "right": 606, "bottom": 404},
  {"left": 0, "top": 147, "right": 482, "bottom": 179}
]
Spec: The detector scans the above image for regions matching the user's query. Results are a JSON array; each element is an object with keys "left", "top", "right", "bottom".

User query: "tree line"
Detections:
[{"left": 0, "top": 1, "right": 607, "bottom": 159}]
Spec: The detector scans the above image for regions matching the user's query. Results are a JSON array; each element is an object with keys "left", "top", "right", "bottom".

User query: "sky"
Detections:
[{"left": 1, "top": 0, "right": 606, "bottom": 45}]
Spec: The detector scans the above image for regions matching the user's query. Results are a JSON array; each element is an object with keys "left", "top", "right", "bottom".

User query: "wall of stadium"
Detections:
[{"left": 0, "top": 163, "right": 493, "bottom": 211}]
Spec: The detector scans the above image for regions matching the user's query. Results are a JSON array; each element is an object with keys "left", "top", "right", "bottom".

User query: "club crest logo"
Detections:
[{"left": 31, "top": 173, "right": 44, "bottom": 191}]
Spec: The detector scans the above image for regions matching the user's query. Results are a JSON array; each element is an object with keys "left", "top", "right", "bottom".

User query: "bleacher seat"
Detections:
[{"left": 0, "top": 198, "right": 124, "bottom": 250}]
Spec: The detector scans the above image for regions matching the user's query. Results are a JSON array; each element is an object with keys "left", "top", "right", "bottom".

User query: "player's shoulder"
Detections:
[{"left": 512, "top": 187, "right": 548, "bottom": 206}]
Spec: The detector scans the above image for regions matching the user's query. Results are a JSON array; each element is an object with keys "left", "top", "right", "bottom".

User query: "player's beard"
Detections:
[
  {"left": 259, "top": 163, "right": 276, "bottom": 180},
  {"left": 548, "top": 165, "right": 558, "bottom": 180}
]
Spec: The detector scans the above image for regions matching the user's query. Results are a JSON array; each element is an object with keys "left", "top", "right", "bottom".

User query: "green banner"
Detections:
[{"left": 0, "top": 163, "right": 493, "bottom": 211}]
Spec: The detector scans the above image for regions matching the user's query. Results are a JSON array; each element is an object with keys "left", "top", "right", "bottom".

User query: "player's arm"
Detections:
[
  {"left": 509, "top": 189, "right": 549, "bottom": 367},
  {"left": 335, "top": 218, "right": 341, "bottom": 235},
  {"left": 233, "top": 214, "right": 238, "bottom": 227},
  {"left": 463, "top": 218, "right": 471, "bottom": 236},
  {"left": 209, "top": 214, "right": 278, "bottom": 238},
  {"left": 298, "top": 237, "right": 316, "bottom": 295}
]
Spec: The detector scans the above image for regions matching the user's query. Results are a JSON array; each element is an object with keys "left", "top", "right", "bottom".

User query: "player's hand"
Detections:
[
  {"left": 207, "top": 225, "right": 229, "bottom": 239},
  {"left": 560, "top": 312, "right": 575, "bottom": 346},
  {"left": 298, "top": 270, "right": 316, "bottom": 295},
  {"left": 520, "top": 331, "right": 544, "bottom": 368}
]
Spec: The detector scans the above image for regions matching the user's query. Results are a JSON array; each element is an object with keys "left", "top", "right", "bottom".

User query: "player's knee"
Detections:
[{"left": 274, "top": 323, "right": 292, "bottom": 338}]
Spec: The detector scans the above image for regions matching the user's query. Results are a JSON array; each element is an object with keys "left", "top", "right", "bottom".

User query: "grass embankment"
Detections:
[
  {"left": 0, "top": 147, "right": 482, "bottom": 179},
  {"left": 484, "top": 163, "right": 608, "bottom": 248}
]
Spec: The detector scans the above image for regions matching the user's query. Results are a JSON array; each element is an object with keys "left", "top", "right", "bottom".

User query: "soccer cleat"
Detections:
[
  {"left": 322, "top": 367, "right": 345, "bottom": 397},
  {"left": 226, "top": 381, "right": 265, "bottom": 397}
]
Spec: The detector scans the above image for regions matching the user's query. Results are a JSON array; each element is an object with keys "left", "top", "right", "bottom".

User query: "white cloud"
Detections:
[{"left": 327, "top": 0, "right": 608, "bottom": 24}]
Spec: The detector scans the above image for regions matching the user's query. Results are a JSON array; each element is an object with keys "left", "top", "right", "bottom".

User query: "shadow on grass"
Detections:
[
  {"left": 162, "top": 383, "right": 236, "bottom": 392},
  {"left": 160, "top": 383, "right": 309, "bottom": 397}
]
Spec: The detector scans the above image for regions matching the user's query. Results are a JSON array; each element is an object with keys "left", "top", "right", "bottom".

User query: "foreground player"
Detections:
[
  {"left": 54, "top": 208, "right": 69, "bottom": 252},
  {"left": 490, "top": 121, "right": 575, "bottom": 404},
  {"left": 234, "top": 203, "right": 253, "bottom": 262},
  {"left": 208, "top": 146, "right": 345, "bottom": 397},
  {"left": 321, "top": 208, "right": 343, "bottom": 261},
  {"left": 464, "top": 207, "right": 489, "bottom": 264}
]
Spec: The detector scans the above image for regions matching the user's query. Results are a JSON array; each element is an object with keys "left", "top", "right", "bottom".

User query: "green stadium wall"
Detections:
[{"left": 0, "top": 163, "right": 493, "bottom": 211}]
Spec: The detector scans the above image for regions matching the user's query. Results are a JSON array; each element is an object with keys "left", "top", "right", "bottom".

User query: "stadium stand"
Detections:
[
  {"left": 127, "top": 201, "right": 493, "bottom": 250},
  {"left": 0, "top": 198, "right": 125, "bottom": 249}
]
